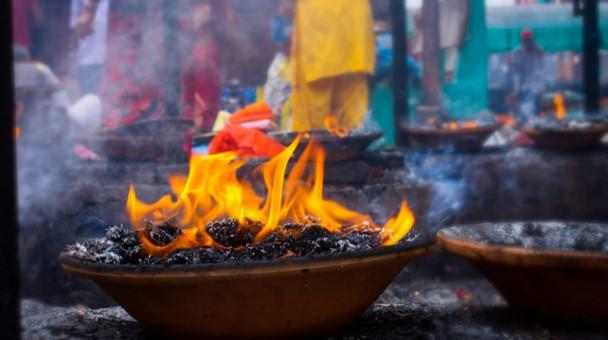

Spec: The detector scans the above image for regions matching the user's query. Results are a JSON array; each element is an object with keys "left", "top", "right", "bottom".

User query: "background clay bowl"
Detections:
[
  {"left": 270, "top": 130, "right": 383, "bottom": 162},
  {"left": 79, "top": 118, "right": 193, "bottom": 162},
  {"left": 518, "top": 124, "right": 608, "bottom": 151},
  {"left": 402, "top": 123, "right": 502, "bottom": 151},
  {"left": 61, "top": 237, "right": 434, "bottom": 339},
  {"left": 437, "top": 222, "right": 608, "bottom": 323}
]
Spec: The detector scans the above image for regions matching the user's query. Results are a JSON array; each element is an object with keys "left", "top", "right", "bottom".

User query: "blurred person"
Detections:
[
  {"left": 263, "top": 0, "right": 294, "bottom": 130},
  {"left": 12, "top": 0, "right": 43, "bottom": 51},
  {"left": 74, "top": 0, "right": 233, "bottom": 131},
  {"left": 412, "top": 0, "right": 469, "bottom": 84},
  {"left": 73, "top": 0, "right": 167, "bottom": 128},
  {"left": 291, "top": 0, "right": 376, "bottom": 131},
  {"left": 374, "top": 22, "right": 422, "bottom": 83},
  {"left": 70, "top": 0, "right": 109, "bottom": 95},
  {"left": 13, "top": 45, "right": 102, "bottom": 136},
  {"left": 509, "top": 29, "right": 546, "bottom": 119},
  {"left": 180, "top": 0, "right": 234, "bottom": 132}
]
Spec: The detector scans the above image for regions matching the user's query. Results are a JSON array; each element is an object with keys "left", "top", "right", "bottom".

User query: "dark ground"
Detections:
[{"left": 21, "top": 253, "right": 608, "bottom": 340}]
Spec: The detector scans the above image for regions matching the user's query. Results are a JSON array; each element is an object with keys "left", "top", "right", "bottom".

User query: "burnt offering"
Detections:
[
  {"left": 59, "top": 136, "right": 430, "bottom": 338},
  {"left": 438, "top": 222, "right": 608, "bottom": 323},
  {"left": 64, "top": 220, "right": 403, "bottom": 266}
]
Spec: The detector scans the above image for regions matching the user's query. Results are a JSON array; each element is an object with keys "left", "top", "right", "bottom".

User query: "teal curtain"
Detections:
[
  {"left": 485, "top": 4, "right": 608, "bottom": 53},
  {"left": 407, "top": 4, "right": 608, "bottom": 52},
  {"left": 443, "top": 0, "right": 488, "bottom": 119}
]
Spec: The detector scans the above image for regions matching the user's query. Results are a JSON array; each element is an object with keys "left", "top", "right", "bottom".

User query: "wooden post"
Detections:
[
  {"left": 390, "top": 0, "right": 408, "bottom": 146},
  {"left": 163, "top": 0, "right": 181, "bottom": 116},
  {"left": 582, "top": 0, "right": 600, "bottom": 114},
  {"left": 0, "top": 2, "right": 21, "bottom": 339},
  {"left": 421, "top": 0, "right": 442, "bottom": 108}
]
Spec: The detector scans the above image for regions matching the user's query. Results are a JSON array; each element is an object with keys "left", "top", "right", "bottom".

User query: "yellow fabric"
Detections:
[
  {"left": 293, "top": 0, "right": 375, "bottom": 83},
  {"left": 292, "top": 73, "right": 369, "bottom": 131},
  {"left": 291, "top": 0, "right": 375, "bottom": 131}
]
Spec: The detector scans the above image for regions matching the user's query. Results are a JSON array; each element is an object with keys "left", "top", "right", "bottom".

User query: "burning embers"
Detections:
[{"left": 72, "top": 136, "right": 415, "bottom": 264}]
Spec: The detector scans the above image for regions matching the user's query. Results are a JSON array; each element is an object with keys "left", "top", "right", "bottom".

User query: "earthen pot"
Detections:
[
  {"left": 402, "top": 123, "right": 502, "bottom": 151},
  {"left": 60, "top": 238, "right": 434, "bottom": 339},
  {"left": 437, "top": 222, "right": 608, "bottom": 323},
  {"left": 519, "top": 125, "right": 608, "bottom": 151}
]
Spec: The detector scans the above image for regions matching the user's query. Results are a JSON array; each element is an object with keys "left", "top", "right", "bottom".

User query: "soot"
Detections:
[{"left": 64, "top": 219, "right": 387, "bottom": 266}]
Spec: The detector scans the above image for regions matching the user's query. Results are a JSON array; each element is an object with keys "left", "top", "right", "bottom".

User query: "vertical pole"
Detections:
[
  {"left": 391, "top": 0, "right": 408, "bottom": 146},
  {"left": 0, "top": 2, "right": 20, "bottom": 339},
  {"left": 421, "top": 0, "right": 441, "bottom": 107},
  {"left": 582, "top": 0, "right": 600, "bottom": 114},
  {"left": 163, "top": 0, "right": 181, "bottom": 116}
]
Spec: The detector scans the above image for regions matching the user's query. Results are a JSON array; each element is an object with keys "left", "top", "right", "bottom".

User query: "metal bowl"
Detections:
[
  {"left": 402, "top": 123, "right": 502, "bottom": 151},
  {"left": 437, "top": 222, "right": 608, "bottom": 323},
  {"left": 60, "top": 237, "right": 434, "bottom": 339},
  {"left": 519, "top": 125, "right": 608, "bottom": 151}
]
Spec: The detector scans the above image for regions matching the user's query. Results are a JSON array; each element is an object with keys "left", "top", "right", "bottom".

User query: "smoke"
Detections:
[{"left": 405, "top": 147, "right": 467, "bottom": 231}]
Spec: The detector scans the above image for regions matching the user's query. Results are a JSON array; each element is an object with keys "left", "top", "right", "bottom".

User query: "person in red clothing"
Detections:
[
  {"left": 73, "top": 0, "right": 232, "bottom": 131},
  {"left": 180, "top": 0, "right": 233, "bottom": 132},
  {"left": 12, "top": 0, "right": 43, "bottom": 50}
]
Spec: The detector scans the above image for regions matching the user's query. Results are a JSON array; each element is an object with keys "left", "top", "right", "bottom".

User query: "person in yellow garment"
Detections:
[{"left": 291, "top": 0, "right": 375, "bottom": 132}]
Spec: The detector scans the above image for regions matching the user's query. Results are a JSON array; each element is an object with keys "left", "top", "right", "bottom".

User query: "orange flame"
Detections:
[
  {"left": 127, "top": 137, "right": 415, "bottom": 256},
  {"left": 441, "top": 121, "right": 479, "bottom": 130},
  {"left": 323, "top": 116, "right": 350, "bottom": 138},
  {"left": 554, "top": 92, "right": 567, "bottom": 121},
  {"left": 496, "top": 114, "right": 516, "bottom": 127}
]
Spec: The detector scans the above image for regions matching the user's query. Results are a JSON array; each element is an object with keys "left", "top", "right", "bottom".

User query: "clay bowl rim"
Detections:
[
  {"left": 269, "top": 130, "right": 384, "bottom": 144},
  {"left": 518, "top": 123, "right": 608, "bottom": 136},
  {"left": 401, "top": 122, "right": 504, "bottom": 136},
  {"left": 436, "top": 222, "right": 608, "bottom": 270},
  {"left": 60, "top": 235, "right": 435, "bottom": 278},
  {"left": 100, "top": 117, "right": 194, "bottom": 136}
]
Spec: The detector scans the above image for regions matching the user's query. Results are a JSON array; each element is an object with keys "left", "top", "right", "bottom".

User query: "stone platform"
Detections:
[{"left": 22, "top": 274, "right": 607, "bottom": 340}]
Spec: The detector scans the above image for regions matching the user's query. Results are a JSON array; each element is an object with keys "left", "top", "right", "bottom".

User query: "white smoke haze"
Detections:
[{"left": 404, "top": 148, "right": 467, "bottom": 231}]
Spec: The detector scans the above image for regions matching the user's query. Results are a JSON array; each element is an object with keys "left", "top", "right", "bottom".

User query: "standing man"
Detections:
[
  {"left": 71, "top": 0, "right": 109, "bottom": 95},
  {"left": 510, "top": 29, "right": 546, "bottom": 119},
  {"left": 291, "top": 0, "right": 376, "bottom": 131}
]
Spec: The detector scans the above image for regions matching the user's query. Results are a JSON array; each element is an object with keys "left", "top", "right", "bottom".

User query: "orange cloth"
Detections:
[
  {"left": 208, "top": 124, "right": 285, "bottom": 158},
  {"left": 229, "top": 101, "right": 274, "bottom": 124}
]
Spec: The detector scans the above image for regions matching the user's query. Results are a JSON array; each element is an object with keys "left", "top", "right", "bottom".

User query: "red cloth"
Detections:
[
  {"left": 208, "top": 125, "right": 285, "bottom": 158},
  {"left": 12, "top": 0, "right": 38, "bottom": 49}
]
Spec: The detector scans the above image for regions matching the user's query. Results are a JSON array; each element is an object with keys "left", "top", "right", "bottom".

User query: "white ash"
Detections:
[{"left": 442, "top": 222, "right": 608, "bottom": 253}]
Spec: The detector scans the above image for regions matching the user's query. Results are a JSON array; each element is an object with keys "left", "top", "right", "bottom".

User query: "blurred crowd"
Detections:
[{"left": 13, "top": 0, "right": 395, "bottom": 141}]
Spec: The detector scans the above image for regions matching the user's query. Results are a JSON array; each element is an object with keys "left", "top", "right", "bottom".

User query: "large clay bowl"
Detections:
[
  {"left": 519, "top": 125, "right": 608, "bottom": 151},
  {"left": 402, "top": 123, "right": 502, "bottom": 151},
  {"left": 437, "top": 222, "right": 608, "bottom": 323},
  {"left": 61, "top": 237, "right": 434, "bottom": 339}
]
